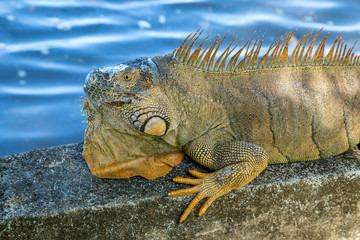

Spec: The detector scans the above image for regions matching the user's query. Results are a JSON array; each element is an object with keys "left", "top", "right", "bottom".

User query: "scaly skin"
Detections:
[
  {"left": 154, "top": 55, "right": 360, "bottom": 163},
  {"left": 83, "top": 30, "right": 360, "bottom": 222}
]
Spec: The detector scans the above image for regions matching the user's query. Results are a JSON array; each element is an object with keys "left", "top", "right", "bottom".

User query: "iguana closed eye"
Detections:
[{"left": 82, "top": 28, "right": 360, "bottom": 223}]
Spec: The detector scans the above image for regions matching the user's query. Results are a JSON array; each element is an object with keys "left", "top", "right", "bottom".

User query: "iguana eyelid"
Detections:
[{"left": 123, "top": 74, "right": 132, "bottom": 81}]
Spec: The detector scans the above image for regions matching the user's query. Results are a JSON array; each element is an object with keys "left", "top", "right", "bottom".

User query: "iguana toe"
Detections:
[{"left": 168, "top": 170, "right": 230, "bottom": 223}]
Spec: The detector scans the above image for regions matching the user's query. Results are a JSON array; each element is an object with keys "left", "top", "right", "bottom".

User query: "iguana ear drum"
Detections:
[
  {"left": 141, "top": 116, "right": 168, "bottom": 136},
  {"left": 130, "top": 109, "right": 170, "bottom": 136}
]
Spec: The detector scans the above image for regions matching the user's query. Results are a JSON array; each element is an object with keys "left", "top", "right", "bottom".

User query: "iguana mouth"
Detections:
[
  {"left": 84, "top": 85, "right": 136, "bottom": 107},
  {"left": 105, "top": 99, "right": 132, "bottom": 107}
]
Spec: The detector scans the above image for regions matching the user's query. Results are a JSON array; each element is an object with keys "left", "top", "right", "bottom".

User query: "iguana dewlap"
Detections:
[{"left": 82, "top": 28, "right": 360, "bottom": 222}]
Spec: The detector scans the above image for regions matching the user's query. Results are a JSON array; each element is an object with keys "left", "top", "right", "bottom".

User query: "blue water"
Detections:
[{"left": 1, "top": 0, "right": 360, "bottom": 156}]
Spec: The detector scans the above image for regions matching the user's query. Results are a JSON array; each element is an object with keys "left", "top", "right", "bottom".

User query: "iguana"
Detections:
[{"left": 82, "top": 28, "right": 360, "bottom": 222}]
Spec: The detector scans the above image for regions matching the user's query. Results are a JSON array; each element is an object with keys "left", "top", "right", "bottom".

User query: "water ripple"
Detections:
[
  {"left": 2, "top": 30, "right": 190, "bottom": 54},
  {"left": 270, "top": 0, "right": 341, "bottom": 9},
  {"left": 209, "top": 13, "right": 360, "bottom": 32},
  {"left": 19, "top": 0, "right": 205, "bottom": 9},
  {"left": 0, "top": 86, "right": 83, "bottom": 96}
]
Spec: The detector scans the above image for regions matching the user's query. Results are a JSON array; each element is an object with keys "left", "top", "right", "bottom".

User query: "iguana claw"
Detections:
[{"left": 168, "top": 170, "right": 230, "bottom": 223}]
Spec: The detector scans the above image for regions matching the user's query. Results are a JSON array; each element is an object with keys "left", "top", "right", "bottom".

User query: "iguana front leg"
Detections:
[{"left": 168, "top": 133, "right": 269, "bottom": 222}]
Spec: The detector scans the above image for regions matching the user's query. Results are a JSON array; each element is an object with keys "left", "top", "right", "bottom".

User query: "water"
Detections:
[{"left": 1, "top": 0, "right": 360, "bottom": 156}]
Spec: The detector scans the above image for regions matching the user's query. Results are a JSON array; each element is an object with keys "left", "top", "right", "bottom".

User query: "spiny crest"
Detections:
[
  {"left": 172, "top": 27, "right": 360, "bottom": 72},
  {"left": 80, "top": 96, "right": 93, "bottom": 124}
]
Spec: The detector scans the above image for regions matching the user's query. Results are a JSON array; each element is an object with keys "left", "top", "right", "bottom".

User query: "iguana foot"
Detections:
[
  {"left": 168, "top": 169, "right": 231, "bottom": 223},
  {"left": 169, "top": 140, "right": 268, "bottom": 222}
]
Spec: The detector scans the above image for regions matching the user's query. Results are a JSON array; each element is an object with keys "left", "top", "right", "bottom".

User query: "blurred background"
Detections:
[{"left": 0, "top": 0, "right": 359, "bottom": 156}]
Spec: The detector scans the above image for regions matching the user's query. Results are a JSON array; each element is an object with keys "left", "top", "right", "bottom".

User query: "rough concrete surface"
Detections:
[{"left": 1, "top": 143, "right": 360, "bottom": 240}]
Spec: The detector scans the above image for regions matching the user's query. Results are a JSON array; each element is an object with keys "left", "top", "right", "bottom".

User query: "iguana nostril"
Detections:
[
  {"left": 84, "top": 72, "right": 93, "bottom": 86},
  {"left": 84, "top": 71, "right": 100, "bottom": 86}
]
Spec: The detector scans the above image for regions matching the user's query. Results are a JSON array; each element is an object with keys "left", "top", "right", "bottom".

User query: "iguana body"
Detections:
[{"left": 82, "top": 29, "right": 360, "bottom": 222}]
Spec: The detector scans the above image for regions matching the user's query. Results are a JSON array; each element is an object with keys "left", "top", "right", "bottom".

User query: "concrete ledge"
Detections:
[{"left": 1, "top": 143, "right": 360, "bottom": 239}]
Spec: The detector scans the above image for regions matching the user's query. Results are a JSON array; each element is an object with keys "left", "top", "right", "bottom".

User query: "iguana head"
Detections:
[
  {"left": 82, "top": 57, "right": 184, "bottom": 180},
  {"left": 84, "top": 57, "right": 171, "bottom": 135}
]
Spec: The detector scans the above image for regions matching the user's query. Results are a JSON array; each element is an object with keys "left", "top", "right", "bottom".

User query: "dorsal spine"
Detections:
[{"left": 172, "top": 28, "right": 360, "bottom": 72}]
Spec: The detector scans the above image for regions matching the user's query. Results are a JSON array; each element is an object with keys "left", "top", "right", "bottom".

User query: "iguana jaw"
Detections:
[{"left": 82, "top": 94, "right": 184, "bottom": 179}]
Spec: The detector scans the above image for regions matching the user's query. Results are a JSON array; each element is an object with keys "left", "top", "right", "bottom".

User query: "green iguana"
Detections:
[{"left": 82, "top": 28, "right": 360, "bottom": 222}]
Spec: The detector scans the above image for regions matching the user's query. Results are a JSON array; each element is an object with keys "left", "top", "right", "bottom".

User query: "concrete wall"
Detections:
[{"left": 1, "top": 143, "right": 360, "bottom": 239}]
